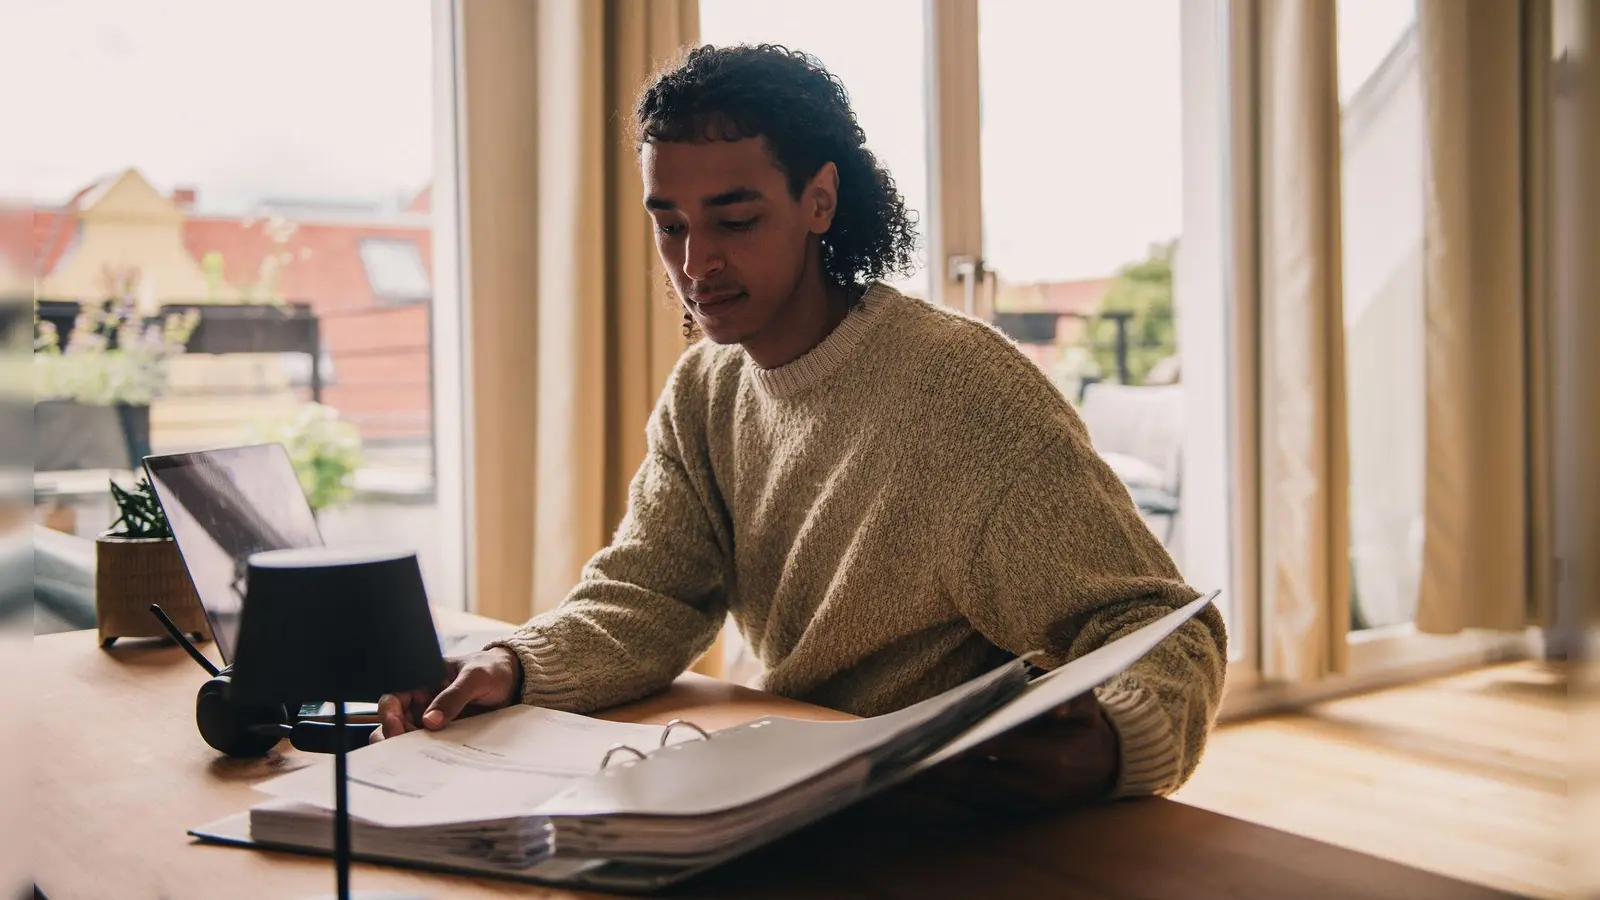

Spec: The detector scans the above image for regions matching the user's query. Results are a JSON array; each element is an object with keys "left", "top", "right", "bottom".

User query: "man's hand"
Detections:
[
  {"left": 373, "top": 647, "right": 523, "bottom": 741},
  {"left": 903, "top": 691, "right": 1121, "bottom": 816}
]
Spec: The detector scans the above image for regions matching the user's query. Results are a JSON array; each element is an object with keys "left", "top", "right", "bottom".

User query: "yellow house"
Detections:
[
  {"left": 36, "top": 168, "right": 299, "bottom": 454},
  {"left": 38, "top": 169, "right": 230, "bottom": 311}
]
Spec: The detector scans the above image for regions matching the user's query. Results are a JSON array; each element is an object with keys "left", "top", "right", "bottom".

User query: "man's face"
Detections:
[{"left": 642, "top": 137, "right": 834, "bottom": 345}]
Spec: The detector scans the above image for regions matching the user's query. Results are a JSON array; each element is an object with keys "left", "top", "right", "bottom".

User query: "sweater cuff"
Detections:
[
  {"left": 484, "top": 629, "right": 586, "bottom": 712},
  {"left": 1095, "top": 681, "right": 1181, "bottom": 798}
]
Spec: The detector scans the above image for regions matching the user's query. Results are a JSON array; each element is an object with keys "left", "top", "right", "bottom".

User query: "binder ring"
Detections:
[
  {"left": 600, "top": 743, "right": 647, "bottom": 769},
  {"left": 658, "top": 718, "right": 710, "bottom": 748}
]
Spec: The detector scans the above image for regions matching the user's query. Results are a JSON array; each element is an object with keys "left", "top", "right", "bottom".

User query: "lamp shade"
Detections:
[{"left": 229, "top": 546, "right": 445, "bottom": 705}]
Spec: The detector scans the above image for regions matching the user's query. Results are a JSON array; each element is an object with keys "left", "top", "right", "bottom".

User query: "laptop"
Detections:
[{"left": 144, "top": 442, "right": 502, "bottom": 719}]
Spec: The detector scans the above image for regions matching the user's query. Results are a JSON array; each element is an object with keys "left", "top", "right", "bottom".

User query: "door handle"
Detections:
[{"left": 948, "top": 255, "right": 988, "bottom": 317}]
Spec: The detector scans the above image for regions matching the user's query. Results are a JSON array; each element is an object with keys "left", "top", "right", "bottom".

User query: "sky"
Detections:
[
  {"left": 5, "top": 0, "right": 1416, "bottom": 285},
  {"left": 2, "top": 0, "right": 434, "bottom": 212}
]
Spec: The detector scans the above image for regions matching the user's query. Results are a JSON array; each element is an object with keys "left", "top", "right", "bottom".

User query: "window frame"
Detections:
[{"left": 426, "top": 0, "right": 470, "bottom": 611}]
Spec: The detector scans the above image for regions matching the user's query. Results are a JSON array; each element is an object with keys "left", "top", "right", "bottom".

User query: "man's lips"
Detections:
[{"left": 691, "top": 291, "right": 745, "bottom": 308}]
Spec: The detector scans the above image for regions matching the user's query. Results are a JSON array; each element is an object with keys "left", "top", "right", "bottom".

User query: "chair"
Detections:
[
  {"left": 1076, "top": 383, "right": 1184, "bottom": 546},
  {"left": 31, "top": 524, "right": 98, "bottom": 634}
]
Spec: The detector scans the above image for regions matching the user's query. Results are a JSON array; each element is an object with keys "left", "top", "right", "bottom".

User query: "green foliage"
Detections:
[
  {"left": 202, "top": 251, "right": 227, "bottom": 301},
  {"left": 1080, "top": 241, "right": 1178, "bottom": 385},
  {"left": 108, "top": 476, "right": 171, "bottom": 539},
  {"left": 245, "top": 402, "right": 364, "bottom": 512}
]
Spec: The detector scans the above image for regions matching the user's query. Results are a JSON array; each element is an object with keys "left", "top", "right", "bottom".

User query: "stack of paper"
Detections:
[
  {"left": 248, "top": 798, "right": 554, "bottom": 873},
  {"left": 242, "top": 706, "right": 663, "bottom": 875}
]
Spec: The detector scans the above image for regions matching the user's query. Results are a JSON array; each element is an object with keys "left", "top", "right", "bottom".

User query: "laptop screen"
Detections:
[{"left": 144, "top": 443, "right": 324, "bottom": 665}]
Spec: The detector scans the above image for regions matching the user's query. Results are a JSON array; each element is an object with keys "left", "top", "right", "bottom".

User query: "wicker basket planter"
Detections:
[{"left": 95, "top": 534, "right": 212, "bottom": 649}]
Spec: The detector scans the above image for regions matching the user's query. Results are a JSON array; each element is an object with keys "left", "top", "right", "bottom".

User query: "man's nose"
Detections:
[{"left": 683, "top": 233, "right": 723, "bottom": 281}]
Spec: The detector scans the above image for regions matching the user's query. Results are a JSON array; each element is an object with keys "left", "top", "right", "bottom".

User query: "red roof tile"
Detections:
[
  {"left": 33, "top": 208, "right": 79, "bottom": 279},
  {"left": 405, "top": 185, "right": 431, "bottom": 214},
  {"left": 180, "top": 216, "right": 432, "bottom": 312}
]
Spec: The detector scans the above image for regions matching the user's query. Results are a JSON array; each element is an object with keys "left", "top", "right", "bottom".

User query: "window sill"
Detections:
[{"left": 1217, "top": 626, "right": 1541, "bottom": 722}]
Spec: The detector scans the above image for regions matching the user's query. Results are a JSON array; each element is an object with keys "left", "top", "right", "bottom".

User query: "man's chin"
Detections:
[{"left": 695, "top": 321, "right": 752, "bottom": 345}]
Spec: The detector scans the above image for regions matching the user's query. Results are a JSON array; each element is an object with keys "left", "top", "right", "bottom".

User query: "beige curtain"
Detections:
[
  {"left": 459, "top": 0, "right": 543, "bottom": 629},
  {"left": 1254, "top": 0, "right": 1351, "bottom": 682},
  {"left": 531, "top": 0, "right": 698, "bottom": 616},
  {"left": 1415, "top": 0, "right": 1554, "bottom": 634},
  {"left": 461, "top": 1, "right": 697, "bottom": 632}
]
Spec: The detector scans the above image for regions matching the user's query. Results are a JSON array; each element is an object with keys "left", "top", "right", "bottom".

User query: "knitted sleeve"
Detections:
[
  {"left": 484, "top": 373, "right": 732, "bottom": 715},
  {"left": 958, "top": 421, "right": 1228, "bottom": 798}
]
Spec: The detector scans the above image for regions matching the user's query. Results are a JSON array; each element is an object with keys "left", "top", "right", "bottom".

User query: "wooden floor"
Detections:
[{"left": 1174, "top": 662, "right": 1573, "bottom": 899}]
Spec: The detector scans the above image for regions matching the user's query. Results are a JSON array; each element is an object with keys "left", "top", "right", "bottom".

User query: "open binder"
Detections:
[{"left": 191, "top": 590, "right": 1218, "bottom": 893}]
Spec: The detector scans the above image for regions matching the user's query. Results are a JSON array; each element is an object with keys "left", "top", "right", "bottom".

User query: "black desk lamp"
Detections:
[{"left": 229, "top": 546, "right": 445, "bottom": 900}]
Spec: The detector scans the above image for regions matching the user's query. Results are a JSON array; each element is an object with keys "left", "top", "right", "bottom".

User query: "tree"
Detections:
[{"left": 1080, "top": 241, "right": 1177, "bottom": 385}]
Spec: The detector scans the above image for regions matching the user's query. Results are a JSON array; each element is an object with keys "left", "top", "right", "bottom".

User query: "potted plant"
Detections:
[
  {"left": 34, "top": 266, "right": 200, "bottom": 472},
  {"left": 95, "top": 475, "right": 212, "bottom": 649}
]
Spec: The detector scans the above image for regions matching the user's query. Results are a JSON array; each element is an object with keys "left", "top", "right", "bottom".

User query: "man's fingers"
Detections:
[
  {"left": 378, "top": 689, "right": 443, "bottom": 737},
  {"left": 377, "top": 693, "right": 409, "bottom": 738},
  {"left": 404, "top": 662, "right": 463, "bottom": 727},
  {"left": 969, "top": 725, "right": 1084, "bottom": 767},
  {"left": 1047, "top": 691, "right": 1100, "bottom": 719},
  {"left": 404, "top": 689, "right": 433, "bottom": 731},
  {"left": 923, "top": 755, "right": 1074, "bottom": 813},
  {"left": 967, "top": 696, "right": 1101, "bottom": 764},
  {"left": 422, "top": 669, "right": 483, "bottom": 730}
]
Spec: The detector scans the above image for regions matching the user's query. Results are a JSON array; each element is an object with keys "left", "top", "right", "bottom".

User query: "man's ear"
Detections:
[{"left": 805, "top": 162, "right": 839, "bottom": 235}]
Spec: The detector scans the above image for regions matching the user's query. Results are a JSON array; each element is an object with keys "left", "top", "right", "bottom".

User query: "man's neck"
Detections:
[{"left": 741, "top": 268, "right": 852, "bottom": 370}]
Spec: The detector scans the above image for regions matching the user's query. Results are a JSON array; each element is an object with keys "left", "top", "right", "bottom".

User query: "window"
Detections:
[
  {"left": 359, "top": 238, "right": 432, "bottom": 305},
  {"left": 14, "top": 0, "right": 465, "bottom": 609}
]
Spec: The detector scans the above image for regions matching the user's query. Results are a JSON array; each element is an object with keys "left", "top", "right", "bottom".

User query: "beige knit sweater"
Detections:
[{"left": 488, "top": 283, "right": 1228, "bottom": 797}]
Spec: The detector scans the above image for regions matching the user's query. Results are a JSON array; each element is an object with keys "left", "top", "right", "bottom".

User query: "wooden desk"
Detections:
[{"left": 36, "top": 608, "right": 1522, "bottom": 899}]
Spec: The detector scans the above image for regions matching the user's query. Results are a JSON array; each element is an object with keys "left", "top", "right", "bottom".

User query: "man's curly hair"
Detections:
[{"left": 635, "top": 44, "right": 920, "bottom": 299}]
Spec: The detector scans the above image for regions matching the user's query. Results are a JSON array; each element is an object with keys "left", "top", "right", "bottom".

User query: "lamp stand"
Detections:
[
  {"left": 310, "top": 702, "right": 429, "bottom": 900},
  {"left": 335, "top": 699, "right": 351, "bottom": 900}
]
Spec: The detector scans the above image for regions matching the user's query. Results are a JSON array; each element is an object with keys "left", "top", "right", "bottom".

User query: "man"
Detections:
[{"left": 378, "top": 44, "right": 1227, "bottom": 811}]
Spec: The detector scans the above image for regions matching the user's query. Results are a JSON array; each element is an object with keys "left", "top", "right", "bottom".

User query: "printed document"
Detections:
[{"left": 255, "top": 706, "right": 671, "bottom": 827}]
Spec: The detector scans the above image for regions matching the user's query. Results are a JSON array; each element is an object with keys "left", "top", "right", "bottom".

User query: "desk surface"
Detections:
[{"left": 35, "top": 607, "right": 1522, "bottom": 899}]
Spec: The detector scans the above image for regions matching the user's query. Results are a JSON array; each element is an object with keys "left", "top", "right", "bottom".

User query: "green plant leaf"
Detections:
[{"left": 107, "top": 475, "right": 170, "bottom": 538}]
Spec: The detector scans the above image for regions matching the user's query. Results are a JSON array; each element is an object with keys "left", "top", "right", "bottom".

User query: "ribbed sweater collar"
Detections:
[{"left": 746, "top": 282, "right": 897, "bottom": 399}]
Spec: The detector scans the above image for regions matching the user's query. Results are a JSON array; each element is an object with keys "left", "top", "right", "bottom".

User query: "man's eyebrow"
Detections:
[
  {"left": 704, "top": 187, "right": 764, "bottom": 207},
  {"left": 644, "top": 188, "right": 764, "bottom": 212}
]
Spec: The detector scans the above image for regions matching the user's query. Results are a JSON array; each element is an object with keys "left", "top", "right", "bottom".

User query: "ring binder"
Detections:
[
  {"left": 598, "top": 718, "right": 712, "bottom": 770},
  {"left": 600, "top": 744, "right": 647, "bottom": 769},
  {"left": 658, "top": 718, "right": 711, "bottom": 748}
]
